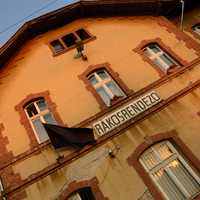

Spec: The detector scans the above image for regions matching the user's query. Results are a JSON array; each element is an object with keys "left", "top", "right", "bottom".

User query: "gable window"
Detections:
[
  {"left": 139, "top": 141, "right": 200, "bottom": 200},
  {"left": 88, "top": 70, "right": 126, "bottom": 107},
  {"left": 25, "top": 99, "right": 57, "bottom": 143},
  {"left": 67, "top": 188, "right": 96, "bottom": 200},
  {"left": 192, "top": 25, "right": 200, "bottom": 35},
  {"left": 45, "top": 26, "right": 96, "bottom": 56},
  {"left": 50, "top": 40, "right": 64, "bottom": 53},
  {"left": 142, "top": 45, "right": 180, "bottom": 74}
]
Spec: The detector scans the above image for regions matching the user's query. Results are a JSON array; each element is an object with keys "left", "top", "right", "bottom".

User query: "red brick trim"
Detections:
[
  {"left": 45, "top": 25, "right": 96, "bottom": 57},
  {"left": 0, "top": 124, "right": 13, "bottom": 165},
  {"left": 185, "top": 20, "right": 200, "bottom": 40},
  {"left": 133, "top": 38, "right": 188, "bottom": 77},
  {"left": 56, "top": 177, "right": 108, "bottom": 200},
  {"left": 78, "top": 62, "right": 134, "bottom": 110},
  {"left": 157, "top": 16, "right": 200, "bottom": 57},
  {"left": 127, "top": 130, "right": 200, "bottom": 200},
  {"left": 14, "top": 90, "right": 64, "bottom": 148}
]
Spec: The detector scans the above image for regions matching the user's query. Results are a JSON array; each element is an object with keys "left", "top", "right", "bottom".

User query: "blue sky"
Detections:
[{"left": 0, "top": 0, "right": 78, "bottom": 47}]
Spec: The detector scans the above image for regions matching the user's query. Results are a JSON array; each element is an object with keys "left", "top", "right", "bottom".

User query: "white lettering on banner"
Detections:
[{"left": 92, "top": 90, "right": 163, "bottom": 137}]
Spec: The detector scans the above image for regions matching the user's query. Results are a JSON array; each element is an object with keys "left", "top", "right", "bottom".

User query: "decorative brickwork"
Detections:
[
  {"left": 0, "top": 35, "right": 43, "bottom": 85},
  {"left": 78, "top": 62, "right": 134, "bottom": 110},
  {"left": 14, "top": 90, "right": 64, "bottom": 148},
  {"left": 0, "top": 124, "right": 13, "bottom": 167},
  {"left": 56, "top": 177, "right": 108, "bottom": 200},
  {"left": 127, "top": 130, "right": 200, "bottom": 200},
  {"left": 157, "top": 16, "right": 200, "bottom": 57},
  {"left": 133, "top": 38, "right": 188, "bottom": 77}
]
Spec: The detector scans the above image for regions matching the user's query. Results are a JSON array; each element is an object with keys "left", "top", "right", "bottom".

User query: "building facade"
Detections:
[{"left": 0, "top": 1, "right": 200, "bottom": 200}]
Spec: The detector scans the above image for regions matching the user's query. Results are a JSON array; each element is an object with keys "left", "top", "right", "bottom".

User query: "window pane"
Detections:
[
  {"left": 143, "top": 49, "right": 152, "bottom": 57},
  {"left": 150, "top": 46, "right": 160, "bottom": 54},
  {"left": 96, "top": 86, "right": 110, "bottom": 106},
  {"left": 98, "top": 71, "right": 109, "bottom": 80},
  {"left": 43, "top": 113, "right": 57, "bottom": 125},
  {"left": 26, "top": 103, "right": 38, "bottom": 117},
  {"left": 32, "top": 119, "right": 49, "bottom": 143},
  {"left": 159, "top": 54, "right": 173, "bottom": 67},
  {"left": 168, "top": 159, "right": 200, "bottom": 196},
  {"left": 37, "top": 101, "right": 48, "bottom": 112},
  {"left": 152, "top": 58, "right": 167, "bottom": 73},
  {"left": 153, "top": 168, "right": 185, "bottom": 200},
  {"left": 141, "top": 151, "right": 160, "bottom": 169},
  {"left": 106, "top": 81, "right": 124, "bottom": 97},
  {"left": 62, "top": 33, "right": 77, "bottom": 47},
  {"left": 79, "top": 189, "right": 96, "bottom": 200},
  {"left": 155, "top": 143, "right": 173, "bottom": 160},
  {"left": 50, "top": 40, "right": 64, "bottom": 52},
  {"left": 76, "top": 29, "right": 90, "bottom": 40},
  {"left": 89, "top": 75, "right": 98, "bottom": 85}
]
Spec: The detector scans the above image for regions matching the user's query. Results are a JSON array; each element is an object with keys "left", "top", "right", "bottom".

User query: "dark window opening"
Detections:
[
  {"left": 62, "top": 33, "right": 77, "bottom": 47},
  {"left": 76, "top": 29, "right": 90, "bottom": 41},
  {"left": 50, "top": 40, "right": 64, "bottom": 53},
  {"left": 79, "top": 188, "right": 96, "bottom": 200}
]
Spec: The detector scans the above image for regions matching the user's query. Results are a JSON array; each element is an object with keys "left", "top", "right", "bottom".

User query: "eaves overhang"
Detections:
[{"left": 0, "top": 0, "right": 198, "bottom": 72}]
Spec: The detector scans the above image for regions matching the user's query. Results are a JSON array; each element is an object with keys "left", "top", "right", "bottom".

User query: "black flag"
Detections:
[{"left": 43, "top": 123, "right": 96, "bottom": 149}]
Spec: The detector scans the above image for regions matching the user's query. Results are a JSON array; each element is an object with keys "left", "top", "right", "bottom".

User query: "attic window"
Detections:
[
  {"left": 50, "top": 40, "right": 64, "bottom": 53},
  {"left": 76, "top": 29, "right": 90, "bottom": 40},
  {"left": 62, "top": 33, "right": 77, "bottom": 47},
  {"left": 45, "top": 26, "right": 96, "bottom": 56}
]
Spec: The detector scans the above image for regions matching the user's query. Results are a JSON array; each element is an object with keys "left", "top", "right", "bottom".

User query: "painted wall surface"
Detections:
[{"left": 1, "top": 13, "right": 200, "bottom": 200}]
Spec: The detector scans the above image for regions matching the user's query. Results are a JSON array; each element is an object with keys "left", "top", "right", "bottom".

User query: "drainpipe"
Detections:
[{"left": 180, "top": 0, "right": 185, "bottom": 30}]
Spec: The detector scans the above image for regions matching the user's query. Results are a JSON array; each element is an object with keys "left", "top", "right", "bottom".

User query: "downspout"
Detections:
[{"left": 180, "top": 0, "right": 185, "bottom": 30}]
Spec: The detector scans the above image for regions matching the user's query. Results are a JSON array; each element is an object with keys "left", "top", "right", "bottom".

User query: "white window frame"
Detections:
[
  {"left": 193, "top": 25, "right": 200, "bottom": 35},
  {"left": 139, "top": 141, "right": 200, "bottom": 200},
  {"left": 143, "top": 45, "right": 179, "bottom": 73},
  {"left": 88, "top": 70, "right": 126, "bottom": 106},
  {"left": 25, "top": 99, "right": 56, "bottom": 143}
]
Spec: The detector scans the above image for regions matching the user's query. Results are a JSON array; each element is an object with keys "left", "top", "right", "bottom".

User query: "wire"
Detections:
[{"left": 0, "top": 0, "right": 59, "bottom": 35}]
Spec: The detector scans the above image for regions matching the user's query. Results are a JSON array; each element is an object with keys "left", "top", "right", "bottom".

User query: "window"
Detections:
[
  {"left": 25, "top": 99, "right": 57, "bottom": 143},
  {"left": 67, "top": 188, "right": 96, "bottom": 200},
  {"left": 142, "top": 45, "right": 180, "bottom": 74},
  {"left": 139, "top": 141, "right": 200, "bottom": 200},
  {"left": 50, "top": 40, "right": 64, "bottom": 53},
  {"left": 192, "top": 25, "right": 200, "bottom": 35},
  {"left": 0, "top": 178, "right": 6, "bottom": 200},
  {"left": 88, "top": 70, "right": 126, "bottom": 106},
  {"left": 45, "top": 26, "right": 96, "bottom": 56}
]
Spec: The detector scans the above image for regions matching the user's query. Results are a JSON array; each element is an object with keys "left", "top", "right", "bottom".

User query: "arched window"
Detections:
[
  {"left": 24, "top": 98, "right": 57, "bottom": 143},
  {"left": 15, "top": 91, "right": 64, "bottom": 148},
  {"left": 139, "top": 141, "right": 200, "bottom": 200},
  {"left": 142, "top": 45, "right": 180, "bottom": 74},
  {"left": 66, "top": 188, "right": 96, "bottom": 200},
  {"left": 88, "top": 70, "right": 126, "bottom": 107}
]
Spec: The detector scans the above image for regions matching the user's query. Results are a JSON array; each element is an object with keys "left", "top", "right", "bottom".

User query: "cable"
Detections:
[{"left": 0, "top": 0, "right": 59, "bottom": 35}]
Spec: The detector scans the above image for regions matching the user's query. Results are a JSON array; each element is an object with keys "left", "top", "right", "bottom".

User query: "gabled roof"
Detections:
[{"left": 0, "top": 0, "right": 199, "bottom": 72}]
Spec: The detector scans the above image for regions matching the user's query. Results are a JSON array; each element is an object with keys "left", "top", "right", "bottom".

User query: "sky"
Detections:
[{"left": 0, "top": 0, "right": 79, "bottom": 47}]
